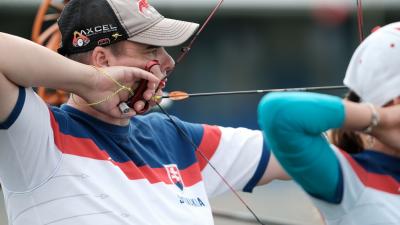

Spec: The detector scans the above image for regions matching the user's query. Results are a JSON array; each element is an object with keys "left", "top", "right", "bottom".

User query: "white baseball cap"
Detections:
[{"left": 344, "top": 22, "right": 400, "bottom": 106}]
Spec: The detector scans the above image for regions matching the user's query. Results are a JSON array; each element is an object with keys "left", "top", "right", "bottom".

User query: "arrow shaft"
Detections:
[{"left": 162, "top": 85, "right": 347, "bottom": 99}]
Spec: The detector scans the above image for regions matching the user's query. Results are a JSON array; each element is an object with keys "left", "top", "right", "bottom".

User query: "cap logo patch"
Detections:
[
  {"left": 112, "top": 32, "right": 123, "bottom": 40},
  {"left": 137, "top": 0, "right": 156, "bottom": 18},
  {"left": 98, "top": 38, "right": 111, "bottom": 46},
  {"left": 79, "top": 24, "right": 118, "bottom": 37},
  {"left": 72, "top": 31, "right": 90, "bottom": 47}
]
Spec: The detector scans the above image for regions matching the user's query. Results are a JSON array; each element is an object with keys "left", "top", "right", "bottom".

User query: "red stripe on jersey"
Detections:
[
  {"left": 49, "top": 110, "right": 202, "bottom": 187},
  {"left": 180, "top": 163, "right": 203, "bottom": 187},
  {"left": 196, "top": 125, "right": 222, "bottom": 170},
  {"left": 340, "top": 150, "right": 400, "bottom": 195},
  {"left": 49, "top": 109, "right": 109, "bottom": 160},
  {"left": 112, "top": 161, "right": 202, "bottom": 187}
]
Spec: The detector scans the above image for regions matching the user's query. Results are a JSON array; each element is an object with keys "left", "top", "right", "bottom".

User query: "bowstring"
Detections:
[{"left": 156, "top": 0, "right": 224, "bottom": 89}]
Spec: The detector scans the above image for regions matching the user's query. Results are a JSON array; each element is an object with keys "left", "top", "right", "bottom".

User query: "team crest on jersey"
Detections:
[
  {"left": 165, "top": 164, "right": 184, "bottom": 190},
  {"left": 72, "top": 31, "right": 90, "bottom": 48},
  {"left": 137, "top": 0, "right": 157, "bottom": 18}
]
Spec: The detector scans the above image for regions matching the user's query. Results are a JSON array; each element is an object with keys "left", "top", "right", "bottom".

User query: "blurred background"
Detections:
[{"left": 1, "top": 0, "right": 399, "bottom": 224}]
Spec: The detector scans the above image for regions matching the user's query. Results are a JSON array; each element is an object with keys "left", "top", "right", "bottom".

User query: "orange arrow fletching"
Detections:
[{"left": 168, "top": 91, "right": 189, "bottom": 101}]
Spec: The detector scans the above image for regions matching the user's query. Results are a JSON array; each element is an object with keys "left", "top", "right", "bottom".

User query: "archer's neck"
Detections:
[{"left": 370, "top": 140, "right": 400, "bottom": 158}]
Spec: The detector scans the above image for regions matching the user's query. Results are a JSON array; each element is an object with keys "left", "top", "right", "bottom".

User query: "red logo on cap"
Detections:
[
  {"left": 72, "top": 31, "right": 90, "bottom": 48},
  {"left": 138, "top": 0, "right": 149, "bottom": 13}
]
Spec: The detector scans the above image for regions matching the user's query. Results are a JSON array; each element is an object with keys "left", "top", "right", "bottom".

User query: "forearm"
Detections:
[
  {"left": 342, "top": 100, "right": 380, "bottom": 131},
  {"left": 258, "top": 92, "right": 345, "bottom": 137},
  {"left": 0, "top": 33, "right": 94, "bottom": 94}
]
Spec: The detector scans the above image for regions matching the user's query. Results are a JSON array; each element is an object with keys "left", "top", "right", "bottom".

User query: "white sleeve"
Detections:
[
  {"left": 0, "top": 88, "right": 62, "bottom": 192},
  {"left": 198, "top": 125, "right": 270, "bottom": 198}
]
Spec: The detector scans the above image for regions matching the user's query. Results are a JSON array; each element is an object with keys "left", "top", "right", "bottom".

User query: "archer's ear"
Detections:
[{"left": 91, "top": 46, "right": 110, "bottom": 67}]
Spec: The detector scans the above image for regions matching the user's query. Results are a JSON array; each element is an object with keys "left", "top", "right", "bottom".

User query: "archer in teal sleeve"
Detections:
[{"left": 258, "top": 92, "right": 345, "bottom": 203}]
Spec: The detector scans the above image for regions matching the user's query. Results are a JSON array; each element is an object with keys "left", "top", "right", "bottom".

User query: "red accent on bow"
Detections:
[{"left": 126, "top": 60, "right": 160, "bottom": 113}]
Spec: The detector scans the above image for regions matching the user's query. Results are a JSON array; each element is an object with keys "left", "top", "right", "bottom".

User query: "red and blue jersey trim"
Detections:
[
  {"left": 0, "top": 86, "right": 26, "bottom": 129},
  {"left": 3, "top": 88, "right": 268, "bottom": 192},
  {"left": 49, "top": 106, "right": 222, "bottom": 188},
  {"left": 243, "top": 141, "right": 270, "bottom": 192},
  {"left": 340, "top": 150, "right": 400, "bottom": 195},
  {"left": 195, "top": 124, "right": 221, "bottom": 170}
]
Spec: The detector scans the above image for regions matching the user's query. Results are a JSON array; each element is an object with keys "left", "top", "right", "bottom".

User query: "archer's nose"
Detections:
[{"left": 159, "top": 47, "right": 175, "bottom": 75}]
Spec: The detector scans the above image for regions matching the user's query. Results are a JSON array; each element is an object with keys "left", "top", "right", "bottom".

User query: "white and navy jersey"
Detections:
[
  {"left": 311, "top": 146, "right": 400, "bottom": 225},
  {"left": 0, "top": 87, "right": 270, "bottom": 225}
]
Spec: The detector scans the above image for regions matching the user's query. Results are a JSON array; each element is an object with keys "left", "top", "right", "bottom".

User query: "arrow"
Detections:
[{"left": 154, "top": 85, "right": 347, "bottom": 101}]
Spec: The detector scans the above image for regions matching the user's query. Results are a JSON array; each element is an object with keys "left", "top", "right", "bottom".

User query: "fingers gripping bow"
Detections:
[{"left": 119, "top": 60, "right": 161, "bottom": 114}]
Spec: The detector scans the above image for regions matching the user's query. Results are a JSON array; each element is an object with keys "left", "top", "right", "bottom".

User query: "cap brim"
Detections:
[{"left": 128, "top": 18, "right": 199, "bottom": 47}]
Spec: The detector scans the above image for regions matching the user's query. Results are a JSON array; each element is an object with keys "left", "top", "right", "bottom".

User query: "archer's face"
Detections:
[
  {"left": 110, "top": 40, "right": 174, "bottom": 81},
  {"left": 106, "top": 40, "right": 173, "bottom": 111}
]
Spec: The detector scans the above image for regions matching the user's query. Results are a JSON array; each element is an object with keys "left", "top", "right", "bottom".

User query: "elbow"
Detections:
[
  {"left": 258, "top": 93, "right": 303, "bottom": 155},
  {"left": 257, "top": 93, "right": 290, "bottom": 134}
]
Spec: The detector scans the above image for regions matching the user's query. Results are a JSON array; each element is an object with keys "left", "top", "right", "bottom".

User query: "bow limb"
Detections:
[{"left": 356, "top": 0, "right": 365, "bottom": 43}]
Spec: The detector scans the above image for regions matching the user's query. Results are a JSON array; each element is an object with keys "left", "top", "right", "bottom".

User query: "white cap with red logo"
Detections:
[{"left": 344, "top": 22, "right": 400, "bottom": 106}]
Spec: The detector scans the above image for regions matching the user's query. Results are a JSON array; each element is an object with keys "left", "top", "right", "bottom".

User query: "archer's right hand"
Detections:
[{"left": 77, "top": 66, "right": 160, "bottom": 118}]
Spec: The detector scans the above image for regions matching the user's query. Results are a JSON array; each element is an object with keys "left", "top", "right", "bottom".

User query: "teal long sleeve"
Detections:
[{"left": 258, "top": 92, "right": 345, "bottom": 203}]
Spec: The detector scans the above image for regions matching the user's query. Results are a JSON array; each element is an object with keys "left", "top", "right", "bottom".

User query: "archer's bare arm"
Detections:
[
  {"left": 257, "top": 153, "right": 290, "bottom": 186},
  {"left": 0, "top": 33, "right": 159, "bottom": 122},
  {"left": 344, "top": 99, "right": 400, "bottom": 153},
  {"left": 0, "top": 33, "right": 99, "bottom": 122}
]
